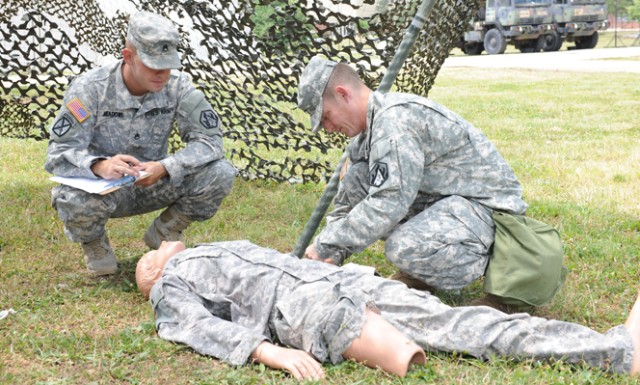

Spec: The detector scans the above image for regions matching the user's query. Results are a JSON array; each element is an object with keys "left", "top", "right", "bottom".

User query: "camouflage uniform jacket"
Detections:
[
  {"left": 149, "top": 240, "right": 345, "bottom": 366},
  {"left": 315, "top": 91, "right": 528, "bottom": 262},
  {"left": 45, "top": 60, "right": 224, "bottom": 186}
]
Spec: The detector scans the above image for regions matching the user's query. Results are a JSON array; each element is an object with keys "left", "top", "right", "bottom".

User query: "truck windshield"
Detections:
[
  {"left": 514, "top": 0, "right": 551, "bottom": 5},
  {"left": 569, "top": 0, "right": 605, "bottom": 4}
]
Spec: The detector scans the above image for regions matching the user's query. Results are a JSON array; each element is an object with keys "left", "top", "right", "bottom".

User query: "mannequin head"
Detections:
[{"left": 136, "top": 241, "right": 186, "bottom": 298}]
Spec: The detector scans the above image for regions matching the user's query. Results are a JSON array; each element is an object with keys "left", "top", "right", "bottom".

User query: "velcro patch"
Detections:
[
  {"left": 369, "top": 162, "right": 388, "bottom": 187},
  {"left": 200, "top": 110, "right": 219, "bottom": 130},
  {"left": 52, "top": 116, "right": 72, "bottom": 137},
  {"left": 66, "top": 97, "right": 90, "bottom": 123}
]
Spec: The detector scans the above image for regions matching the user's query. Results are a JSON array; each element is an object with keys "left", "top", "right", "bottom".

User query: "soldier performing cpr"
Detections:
[{"left": 297, "top": 56, "right": 535, "bottom": 311}]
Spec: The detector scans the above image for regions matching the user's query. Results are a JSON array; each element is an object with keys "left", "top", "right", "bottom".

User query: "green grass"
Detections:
[
  {"left": 607, "top": 56, "right": 640, "bottom": 61},
  {"left": 2, "top": 61, "right": 640, "bottom": 384}
]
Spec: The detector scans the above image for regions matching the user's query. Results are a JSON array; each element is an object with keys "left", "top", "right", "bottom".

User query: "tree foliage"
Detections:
[
  {"left": 250, "top": 0, "right": 313, "bottom": 47},
  {"left": 606, "top": 0, "right": 640, "bottom": 19},
  {"left": 628, "top": 0, "right": 640, "bottom": 20}
]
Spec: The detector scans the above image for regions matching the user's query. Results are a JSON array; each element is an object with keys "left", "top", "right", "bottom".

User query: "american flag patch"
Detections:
[{"left": 67, "top": 97, "right": 90, "bottom": 123}]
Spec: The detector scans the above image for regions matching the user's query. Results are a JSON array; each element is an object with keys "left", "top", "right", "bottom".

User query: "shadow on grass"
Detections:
[{"left": 88, "top": 256, "right": 140, "bottom": 295}]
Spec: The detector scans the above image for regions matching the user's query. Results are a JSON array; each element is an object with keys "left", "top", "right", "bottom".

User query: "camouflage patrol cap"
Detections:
[
  {"left": 297, "top": 56, "right": 337, "bottom": 133},
  {"left": 127, "top": 11, "right": 181, "bottom": 70}
]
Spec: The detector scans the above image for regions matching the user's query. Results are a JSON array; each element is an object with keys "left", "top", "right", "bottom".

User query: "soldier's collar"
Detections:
[{"left": 114, "top": 60, "right": 169, "bottom": 111}]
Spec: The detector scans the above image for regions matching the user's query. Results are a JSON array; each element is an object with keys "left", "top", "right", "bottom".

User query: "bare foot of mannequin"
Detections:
[{"left": 343, "top": 308, "right": 427, "bottom": 377}]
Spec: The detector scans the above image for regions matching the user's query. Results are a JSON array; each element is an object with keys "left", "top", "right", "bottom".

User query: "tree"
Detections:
[
  {"left": 628, "top": 0, "right": 640, "bottom": 20},
  {"left": 250, "top": 0, "right": 314, "bottom": 49},
  {"left": 606, "top": 0, "right": 635, "bottom": 19}
]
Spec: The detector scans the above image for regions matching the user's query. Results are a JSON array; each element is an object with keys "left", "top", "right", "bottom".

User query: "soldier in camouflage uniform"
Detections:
[
  {"left": 135, "top": 240, "right": 640, "bottom": 381},
  {"left": 45, "top": 12, "right": 236, "bottom": 276},
  {"left": 297, "top": 56, "right": 529, "bottom": 311}
]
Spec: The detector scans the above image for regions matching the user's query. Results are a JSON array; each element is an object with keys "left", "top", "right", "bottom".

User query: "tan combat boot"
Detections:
[
  {"left": 144, "top": 206, "right": 192, "bottom": 250},
  {"left": 81, "top": 233, "right": 117, "bottom": 276},
  {"left": 389, "top": 271, "right": 437, "bottom": 292},
  {"left": 468, "top": 294, "right": 535, "bottom": 315}
]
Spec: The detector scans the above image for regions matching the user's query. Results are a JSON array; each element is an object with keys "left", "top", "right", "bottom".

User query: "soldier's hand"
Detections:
[
  {"left": 251, "top": 342, "right": 324, "bottom": 381},
  {"left": 304, "top": 244, "right": 335, "bottom": 265},
  {"left": 91, "top": 154, "right": 141, "bottom": 180},
  {"left": 136, "top": 161, "right": 168, "bottom": 187}
]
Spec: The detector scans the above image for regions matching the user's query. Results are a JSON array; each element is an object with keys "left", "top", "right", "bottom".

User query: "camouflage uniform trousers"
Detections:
[
  {"left": 343, "top": 161, "right": 494, "bottom": 291},
  {"left": 270, "top": 271, "right": 633, "bottom": 373},
  {"left": 270, "top": 271, "right": 368, "bottom": 364},
  {"left": 51, "top": 159, "right": 236, "bottom": 243},
  {"left": 271, "top": 267, "right": 632, "bottom": 372}
]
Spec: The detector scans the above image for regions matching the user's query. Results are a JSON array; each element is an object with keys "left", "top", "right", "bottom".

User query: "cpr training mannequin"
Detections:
[
  {"left": 136, "top": 240, "right": 425, "bottom": 380},
  {"left": 137, "top": 240, "right": 640, "bottom": 381}
]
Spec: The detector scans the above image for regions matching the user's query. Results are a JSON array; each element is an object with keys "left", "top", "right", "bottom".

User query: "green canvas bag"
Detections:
[{"left": 483, "top": 211, "right": 568, "bottom": 307}]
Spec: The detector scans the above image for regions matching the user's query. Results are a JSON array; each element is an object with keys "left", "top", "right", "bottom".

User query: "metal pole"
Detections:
[
  {"left": 293, "top": 0, "right": 437, "bottom": 258},
  {"left": 292, "top": 151, "right": 347, "bottom": 258},
  {"left": 614, "top": 0, "right": 618, "bottom": 48}
]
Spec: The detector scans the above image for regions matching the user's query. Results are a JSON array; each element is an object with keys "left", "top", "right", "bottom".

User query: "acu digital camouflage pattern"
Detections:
[
  {"left": 45, "top": 60, "right": 236, "bottom": 242},
  {"left": 314, "top": 92, "right": 528, "bottom": 289},
  {"left": 126, "top": 11, "right": 182, "bottom": 70},
  {"left": 44, "top": 61, "right": 225, "bottom": 180},
  {"left": 0, "top": 0, "right": 481, "bottom": 183},
  {"left": 51, "top": 159, "right": 234, "bottom": 243},
  {"left": 151, "top": 240, "right": 633, "bottom": 372}
]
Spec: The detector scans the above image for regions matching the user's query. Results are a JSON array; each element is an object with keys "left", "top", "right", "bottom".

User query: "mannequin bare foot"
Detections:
[
  {"left": 625, "top": 291, "right": 640, "bottom": 374},
  {"left": 343, "top": 309, "right": 426, "bottom": 377},
  {"left": 410, "top": 349, "right": 427, "bottom": 366}
]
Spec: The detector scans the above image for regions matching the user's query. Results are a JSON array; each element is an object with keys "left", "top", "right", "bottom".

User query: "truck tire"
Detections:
[
  {"left": 484, "top": 29, "right": 507, "bottom": 55},
  {"left": 463, "top": 42, "right": 484, "bottom": 55},
  {"left": 575, "top": 32, "right": 598, "bottom": 49},
  {"left": 534, "top": 35, "right": 545, "bottom": 52},
  {"left": 542, "top": 31, "right": 562, "bottom": 52},
  {"left": 553, "top": 34, "right": 564, "bottom": 51}
]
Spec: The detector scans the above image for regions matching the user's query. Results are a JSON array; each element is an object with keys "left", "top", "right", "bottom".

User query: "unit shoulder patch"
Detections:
[
  {"left": 52, "top": 116, "right": 72, "bottom": 137},
  {"left": 369, "top": 162, "right": 388, "bottom": 187},
  {"left": 200, "top": 110, "right": 219, "bottom": 130}
]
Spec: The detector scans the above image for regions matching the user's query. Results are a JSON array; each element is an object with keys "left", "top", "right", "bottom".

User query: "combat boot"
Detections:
[
  {"left": 468, "top": 294, "right": 535, "bottom": 315},
  {"left": 389, "top": 271, "right": 437, "bottom": 292},
  {"left": 81, "top": 233, "right": 117, "bottom": 276},
  {"left": 144, "top": 206, "right": 192, "bottom": 250}
]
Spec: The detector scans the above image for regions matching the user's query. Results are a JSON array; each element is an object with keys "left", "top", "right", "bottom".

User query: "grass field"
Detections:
[{"left": 1, "top": 59, "right": 640, "bottom": 384}]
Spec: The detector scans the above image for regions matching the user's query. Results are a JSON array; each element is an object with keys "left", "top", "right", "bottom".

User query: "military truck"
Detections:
[
  {"left": 459, "top": 0, "right": 555, "bottom": 55},
  {"left": 543, "top": 0, "right": 609, "bottom": 51}
]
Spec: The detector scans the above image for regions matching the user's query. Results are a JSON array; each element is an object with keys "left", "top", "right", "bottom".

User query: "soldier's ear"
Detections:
[
  {"left": 335, "top": 85, "right": 350, "bottom": 103},
  {"left": 122, "top": 47, "right": 133, "bottom": 64}
]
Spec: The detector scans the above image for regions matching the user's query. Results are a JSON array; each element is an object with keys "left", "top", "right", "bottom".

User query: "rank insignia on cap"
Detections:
[{"left": 66, "top": 97, "right": 90, "bottom": 123}]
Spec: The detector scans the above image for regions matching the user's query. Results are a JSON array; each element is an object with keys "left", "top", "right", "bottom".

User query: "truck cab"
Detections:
[
  {"left": 544, "top": 0, "right": 609, "bottom": 51},
  {"left": 460, "top": 0, "right": 555, "bottom": 54}
]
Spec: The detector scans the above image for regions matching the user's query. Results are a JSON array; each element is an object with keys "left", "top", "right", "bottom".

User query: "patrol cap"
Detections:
[
  {"left": 127, "top": 11, "right": 181, "bottom": 70},
  {"left": 297, "top": 56, "right": 337, "bottom": 133}
]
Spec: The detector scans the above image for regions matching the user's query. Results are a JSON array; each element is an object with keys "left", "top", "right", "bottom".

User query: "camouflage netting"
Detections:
[{"left": 0, "top": 0, "right": 479, "bottom": 183}]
